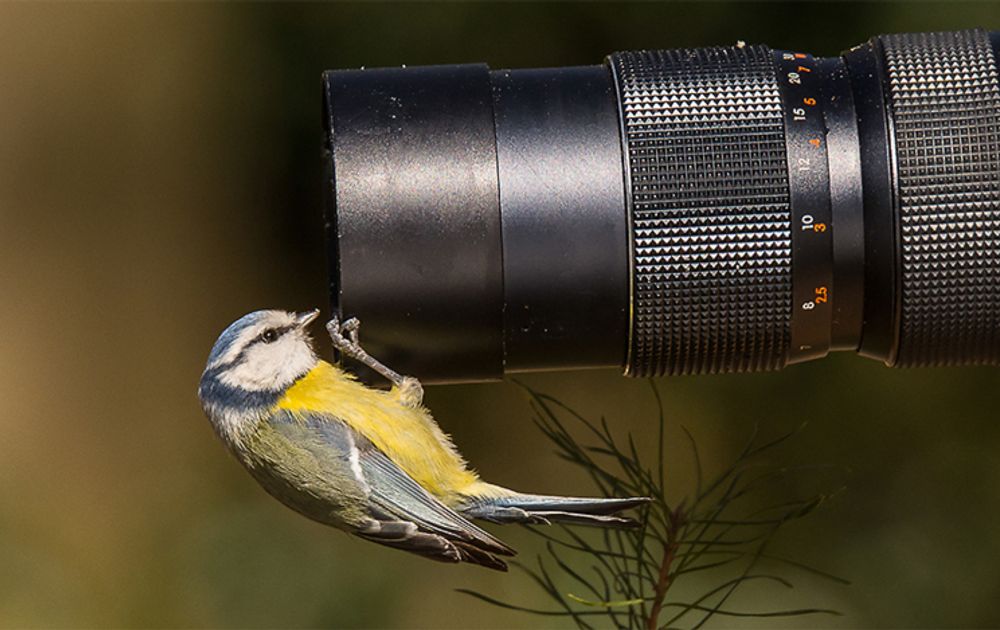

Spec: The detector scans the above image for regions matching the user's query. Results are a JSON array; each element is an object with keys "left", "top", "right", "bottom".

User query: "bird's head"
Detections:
[{"left": 198, "top": 309, "right": 321, "bottom": 436}]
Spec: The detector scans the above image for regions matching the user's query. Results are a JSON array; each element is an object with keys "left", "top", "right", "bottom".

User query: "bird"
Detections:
[{"left": 198, "top": 309, "right": 649, "bottom": 571}]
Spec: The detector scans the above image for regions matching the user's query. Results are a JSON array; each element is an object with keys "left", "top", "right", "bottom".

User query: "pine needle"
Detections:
[{"left": 459, "top": 382, "right": 847, "bottom": 629}]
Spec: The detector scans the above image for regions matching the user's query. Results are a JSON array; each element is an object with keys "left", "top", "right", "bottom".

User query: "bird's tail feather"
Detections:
[{"left": 459, "top": 492, "right": 650, "bottom": 527}]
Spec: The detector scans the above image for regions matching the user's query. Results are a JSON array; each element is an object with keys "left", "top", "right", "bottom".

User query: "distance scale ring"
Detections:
[{"left": 773, "top": 50, "right": 835, "bottom": 363}]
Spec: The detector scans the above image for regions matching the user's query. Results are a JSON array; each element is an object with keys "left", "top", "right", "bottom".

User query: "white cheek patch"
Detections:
[{"left": 219, "top": 335, "right": 317, "bottom": 392}]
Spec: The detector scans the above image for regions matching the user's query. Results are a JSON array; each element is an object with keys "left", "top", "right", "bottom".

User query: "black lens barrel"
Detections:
[
  {"left": 323, "top": 29, "right": 1000, "bottom": 383},
  {"left": 324, "top": 64, "right": 628, "bottom": 382},
  {"left": 323, "top": 64, "right": 504, "bottom": 382}
]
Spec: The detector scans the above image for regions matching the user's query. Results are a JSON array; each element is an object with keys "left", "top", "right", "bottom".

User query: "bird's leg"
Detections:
[
  {"left": 326, "top": 316, "right": 402, "bottom": 384},
  {"left": 326, "top": 316, "right": 424, "bottom": 407}
]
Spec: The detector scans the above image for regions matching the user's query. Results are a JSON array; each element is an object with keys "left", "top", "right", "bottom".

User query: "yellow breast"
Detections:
[{"left": 274, "top": 361, "right": 479, "bottom": 501}]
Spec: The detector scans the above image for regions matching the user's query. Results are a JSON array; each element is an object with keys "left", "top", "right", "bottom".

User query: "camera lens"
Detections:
[{"left": 323, "top": 29, "right": 1000, "bottom": 383}]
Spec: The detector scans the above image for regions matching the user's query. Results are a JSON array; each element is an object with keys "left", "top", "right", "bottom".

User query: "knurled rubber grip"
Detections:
[
  {"left": 610, "top": 46, "right": 792, "bottom": 376},
  {"left": 878, "top": 30, "right": 1000, "bottom": 366}
]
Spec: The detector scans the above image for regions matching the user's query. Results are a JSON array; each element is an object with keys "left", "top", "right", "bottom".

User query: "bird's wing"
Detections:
[{"left": 267, "top": 409, "right": 514, "bottom": 570}]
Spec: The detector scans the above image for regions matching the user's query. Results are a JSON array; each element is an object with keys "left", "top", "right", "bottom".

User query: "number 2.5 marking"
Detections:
[{"left": 802, "top": 286, "right": 829, "bottom": 311}]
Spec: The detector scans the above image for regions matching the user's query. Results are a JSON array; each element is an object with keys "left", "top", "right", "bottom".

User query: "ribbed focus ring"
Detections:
[
  {"left": 880, "top": 30, "right": 1000, "bottom": 366},
  {"left": 611, "top": 46, "right": 792, "bottom": 376}
]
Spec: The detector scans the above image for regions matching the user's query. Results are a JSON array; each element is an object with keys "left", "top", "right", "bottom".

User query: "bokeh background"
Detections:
[{"left": 2, "top": 2, "right": 999, "bottom": 628}]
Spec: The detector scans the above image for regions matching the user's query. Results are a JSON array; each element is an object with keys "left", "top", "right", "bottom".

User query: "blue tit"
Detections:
[{"left": 198, "top": 309, "right": 648, "bottom": 571}]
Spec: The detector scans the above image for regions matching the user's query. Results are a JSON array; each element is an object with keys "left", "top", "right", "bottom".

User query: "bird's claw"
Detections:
[
  {"left": 339, "top": 317, "right": 361, "bottom": 346},
  {"left": 325, "top": 316, "right": 344, "bottom": 342},
  {"left": 326, "top": 316, "right": 361, "bottom": 352},
  {"left": 325, "top": 315, "right": 421, "bottom": 399}
]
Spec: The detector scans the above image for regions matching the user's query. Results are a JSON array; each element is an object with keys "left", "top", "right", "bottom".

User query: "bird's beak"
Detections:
[{"left": 294, "top": 309, "right": 321, "bottom": 329}]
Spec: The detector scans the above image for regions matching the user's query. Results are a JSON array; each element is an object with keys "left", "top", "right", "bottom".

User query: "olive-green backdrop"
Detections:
[{"left": 1, "top": 3, "right": 997, "bottom": 628}]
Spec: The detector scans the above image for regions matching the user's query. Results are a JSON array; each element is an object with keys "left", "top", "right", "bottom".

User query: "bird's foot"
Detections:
[
  {"left": 394, "top": 376, "right": 425, "bottom": 408},
  {"left": 326, "top": 315, "right": 413, "bottom": 392},
  {"left": 338, "top": 317, "right": 361, "bottom": 346},
  {"left": 326, "top": 316, "right": 360, "bottom": 351}
]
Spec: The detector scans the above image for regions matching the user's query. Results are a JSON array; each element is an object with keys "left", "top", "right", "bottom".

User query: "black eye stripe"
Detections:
[
  {"left": 251, "top": 325, "right": 296, "bottom": 346},
  {"left": 215, "top": 324, "right": 301, "bottom": 369}
]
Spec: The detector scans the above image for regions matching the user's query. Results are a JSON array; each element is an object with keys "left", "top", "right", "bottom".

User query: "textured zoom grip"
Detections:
[
  {"left": 880, "top": 30, "right": 1000, "bottom": 366},
  {"left": 611, "top": 46, "right": 792, "bottom": 376}
]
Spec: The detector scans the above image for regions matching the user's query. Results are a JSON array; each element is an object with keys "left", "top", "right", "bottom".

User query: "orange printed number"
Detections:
[
  {"left": 813, "top": 222, "right": 827, "bottom": 233},
  {"left": 815, "top": 286, "right": 829, "bottom": 304},
  {"left": 803, "top": 97, "right": 817, "bottom": 106}
]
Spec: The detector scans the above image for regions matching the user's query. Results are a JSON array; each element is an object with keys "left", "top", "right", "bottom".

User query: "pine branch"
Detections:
[{"left": 460, "top": 381, "right": 847, "bottom": 629}]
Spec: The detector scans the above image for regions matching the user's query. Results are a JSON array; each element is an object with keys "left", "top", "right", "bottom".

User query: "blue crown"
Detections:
[{"left": 206, "top": 310, "right": 270, "bottom": 367}]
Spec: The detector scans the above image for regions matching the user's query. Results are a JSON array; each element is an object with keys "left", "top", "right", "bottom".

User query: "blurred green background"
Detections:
[{"left": 2, "top": 2, "right": 999, "bottom": 628}]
